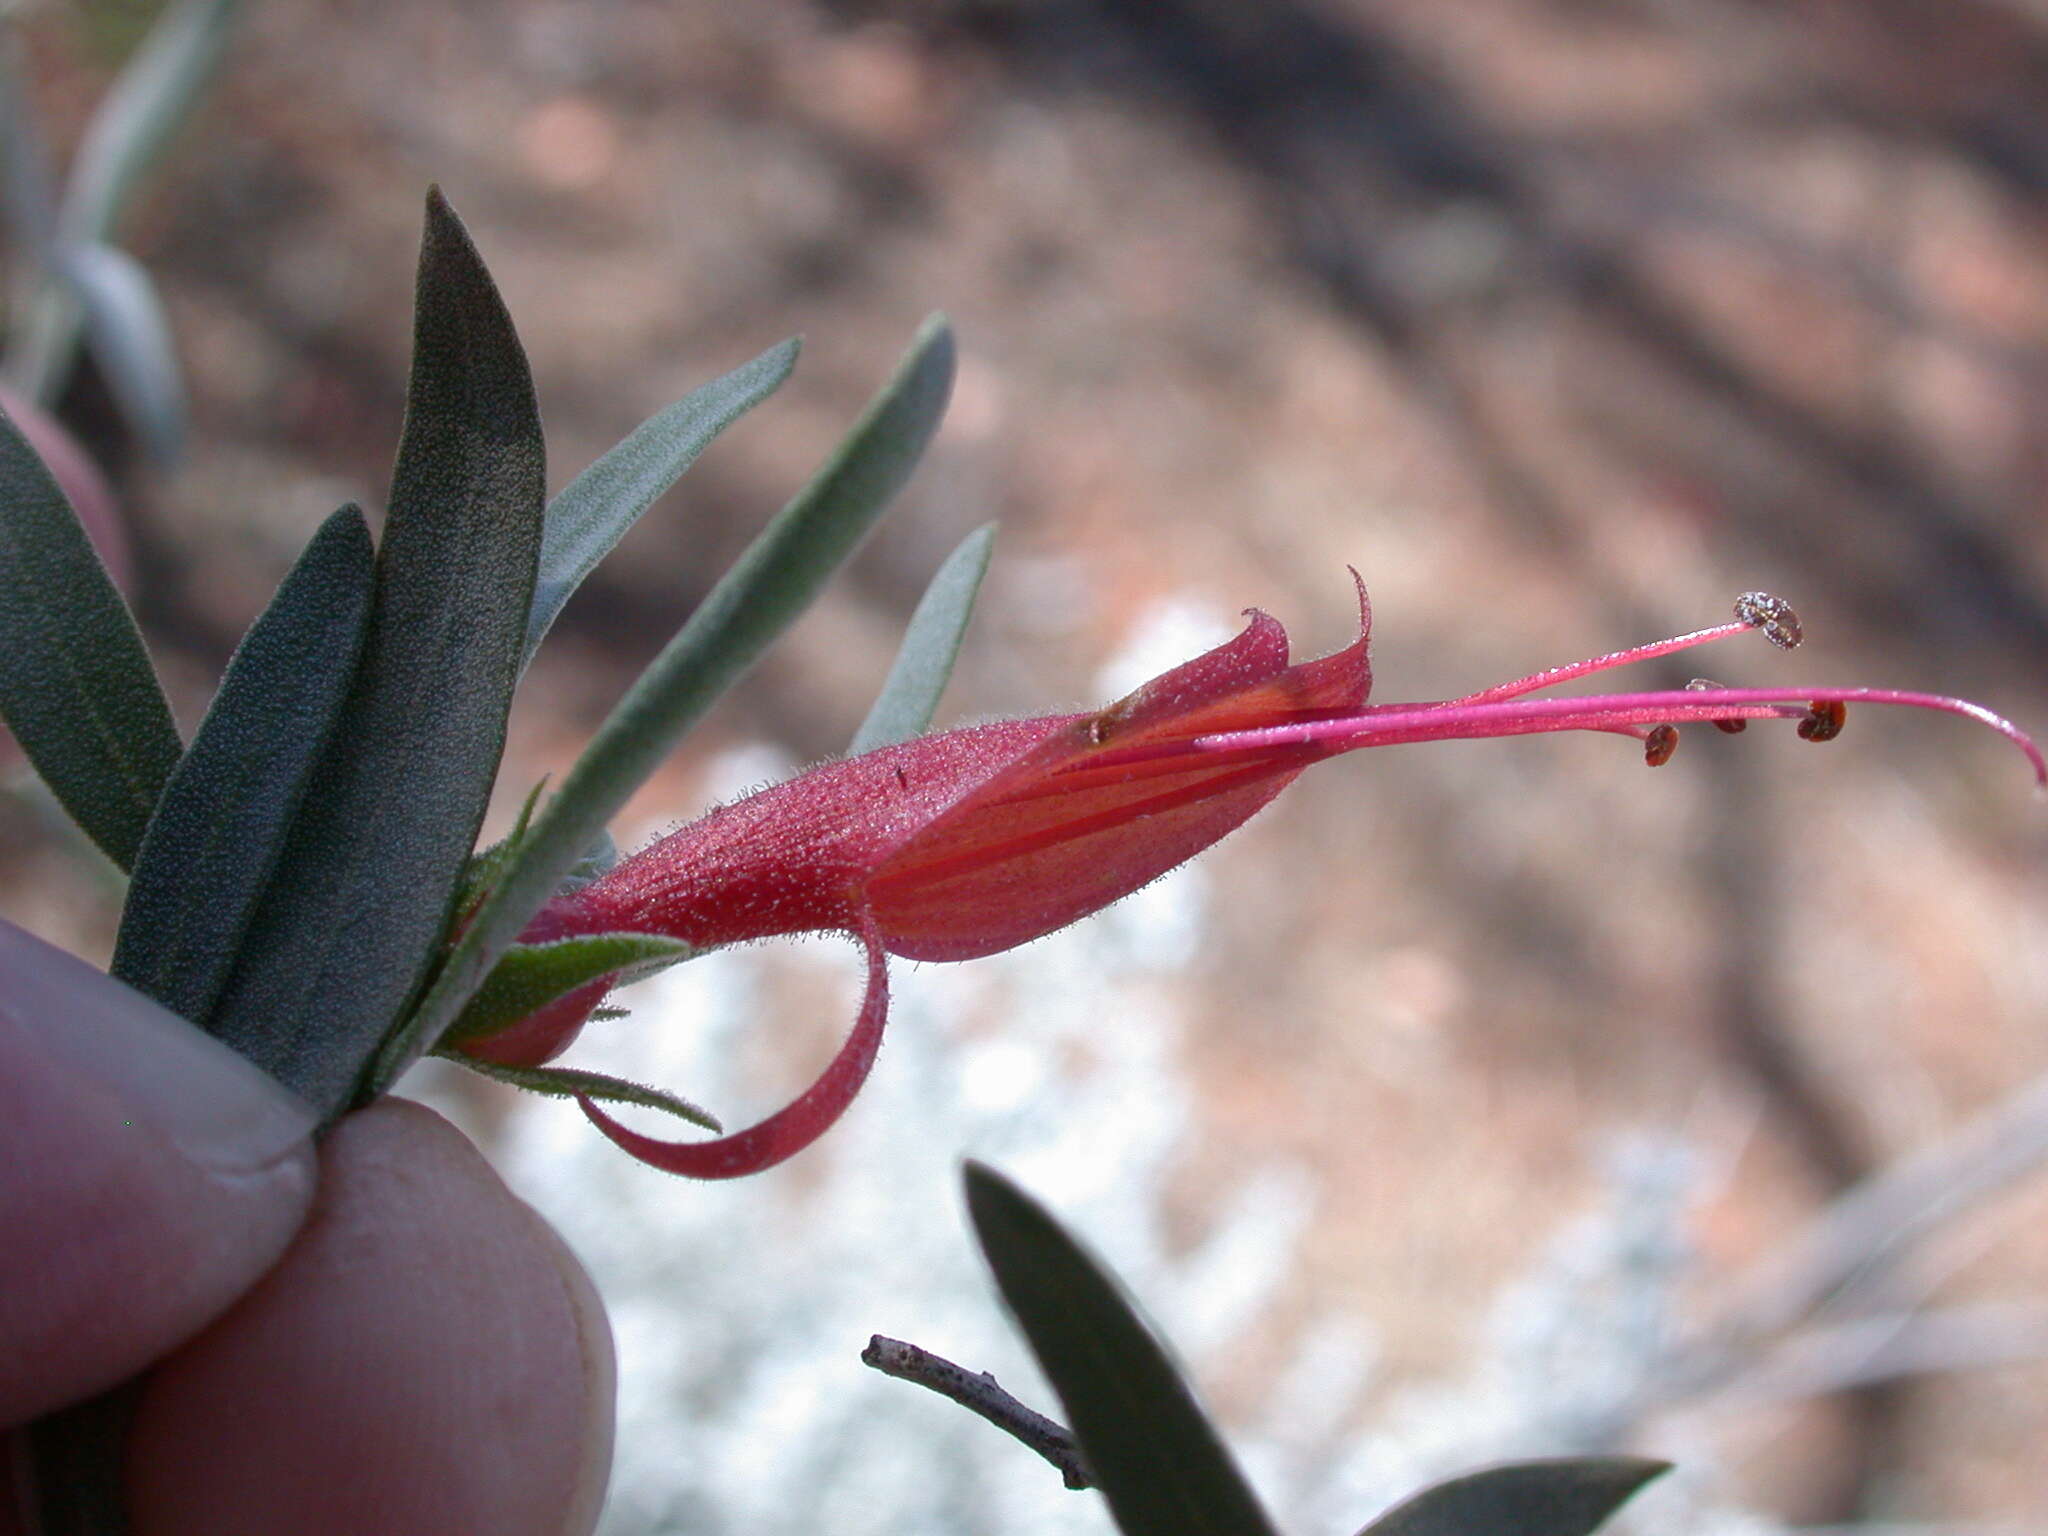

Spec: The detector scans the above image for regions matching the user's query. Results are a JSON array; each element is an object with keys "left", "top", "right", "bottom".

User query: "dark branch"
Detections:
[{"left": 861, "top": 1334, "right": 1092, "bottom": 1490}]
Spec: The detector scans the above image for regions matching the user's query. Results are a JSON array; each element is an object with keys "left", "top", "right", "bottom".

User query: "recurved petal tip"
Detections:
[{"left": 578, "top": 919, "right": 888, "bottom": 1178}]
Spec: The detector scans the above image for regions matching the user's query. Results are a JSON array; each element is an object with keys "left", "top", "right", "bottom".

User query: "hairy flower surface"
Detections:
[{"left": 462, "top": 576, "right": 2042, "bottom": 1178}]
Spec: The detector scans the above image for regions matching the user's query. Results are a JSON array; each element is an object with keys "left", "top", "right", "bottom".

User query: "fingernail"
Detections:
[{"left": 0, "top": 920, "right": 315, "bottom": 1173}]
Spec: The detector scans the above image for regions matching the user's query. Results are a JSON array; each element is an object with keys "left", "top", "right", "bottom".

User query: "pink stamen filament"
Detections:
[
  {"left": 1057, "top": 608, "right": 1782, "bottom": 784},
  {"left": 1191, "top": 687, "right": 2048, "bottom": 784}
]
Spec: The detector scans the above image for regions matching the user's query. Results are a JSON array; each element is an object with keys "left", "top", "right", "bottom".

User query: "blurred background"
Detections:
[{"left": 6, "top": 2, "right": 2048, "bottom": 1531}]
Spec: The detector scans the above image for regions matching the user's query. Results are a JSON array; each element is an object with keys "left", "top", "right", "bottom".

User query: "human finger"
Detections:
[
  {"left": 0, "top": 920, "right": 316, "bottom": 1426},
  {"left": 127, "top": 1099, "right": 614, "bottom": 1536}
]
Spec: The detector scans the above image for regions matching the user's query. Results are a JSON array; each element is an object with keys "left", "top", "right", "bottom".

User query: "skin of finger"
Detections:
[
  {"left": 0, "top": 1012, "right": 317, "bottom": 1427},
  {"left": 125, "top": 1100, "right": 615, "bottom": 1536}
]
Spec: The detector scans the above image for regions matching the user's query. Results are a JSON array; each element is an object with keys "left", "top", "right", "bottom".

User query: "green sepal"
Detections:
[
  {"left": 448, "top": 1054, "right": 721, "bottom": 1134},
  {"left": 111, "top": 505, "right": 374, "bottom": 1022},
  {"left": 454, "top": 779, "right": 549, "bottom": 920},
  {"left": 440, "top": 931, "right": 694, "bottom": 1049},
  {"left": 1352, "top": 1458, "right": 1670, "bottom": 1536},
  {"left": 0, "top": 398, "right": 181, "bottom": 870},
  {"left": 965, "top": 1162, "right": 1280, "bottom": 1536}
]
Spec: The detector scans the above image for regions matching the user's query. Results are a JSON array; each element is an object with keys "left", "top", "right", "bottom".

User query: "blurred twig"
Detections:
[
  {"left": 1662, "top": 1070, "right": 2048, "bottom": 1403},
  {"left": 861, "top": 1334, "right": 1092, "bottom": 1490}
]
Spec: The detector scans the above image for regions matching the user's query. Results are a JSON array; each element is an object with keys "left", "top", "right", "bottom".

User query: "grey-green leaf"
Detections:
[
  {"left": 439, "top": 932, "right": 694, "bottom": 1048},
  {"left": 849, "top": 521, "right": 995, "bottom": 754},
  {"left": 67, "top": 241, "right": 186, "bottom": 461},
  {"left": 205, "top": 189, "right": 545, "bottom": 1118},
  {"left": 60, "top": 0, "right": 241, "bottom": 247},
  {"left": 111, "top": 505, "right": 374, "bottom": 1021},
  {"left": 1352, "top": 1458, "right": 1670, "bottom": 1536},
  {"left": 964, "top": 1162, "right": 1281, "bottom": 1536},
  {"left": 0, "top": 400, "right": 180, "bottom": 870},
  {"left": 10, "top": 0, "right": 239, "bottom": 408},
  {"left": 523, "top": 336, "right": 800, "bottom": 666},
  {"left": 371, "top": 313, "right": 955, "bottom": 1096},
  {"left": 449, "top": 1055, "right": 721, "bottom": 1133}
]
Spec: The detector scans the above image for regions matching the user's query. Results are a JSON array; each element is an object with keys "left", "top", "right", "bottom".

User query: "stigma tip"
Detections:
[{"left": 1734, "top": 592, "right": 1802, "bottom": 650}]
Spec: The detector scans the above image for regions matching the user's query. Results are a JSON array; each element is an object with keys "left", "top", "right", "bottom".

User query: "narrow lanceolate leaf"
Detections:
[
  {"left": 112, "top": 506, "right": 374, "bottom": 1021},
  {"left": 0, "top": 401, "right": 179, "bottom": 869},
  {"left": 1352, "top": 1458, "right": 1670, "bottom": 1536},
  {"left": 11, "top": 0, "right": 240, "bottom": 408},
  {"left": 438, "top": 932, "right": 693, "bottom": 1048},
  {"left": 67, "top": 242, "right": 187, "bottom": 461},
  {"left": 61, "top": 0, "right": 242, "bottom": 247},
  {"left": 523, "top": 336, "right": 801, "bottom": 666},
  {"left": 449, "top": 1056, "right": 722, "bottom": 1134},
  {"left": 372, "top": 313, "right": 955, "bottom": 1095},
  {"left": 208, "top": 189, "right": 544, "bottom": 1117},
  {"left": 964, "top": 1163, "right": 1281, "bottom": 1536},
  {"left": 849, "top": 521, "right": 995, "bottom": 754}
]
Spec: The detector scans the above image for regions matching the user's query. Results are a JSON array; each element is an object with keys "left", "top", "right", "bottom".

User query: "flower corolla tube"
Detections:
[{"left": 460, "top": 574, "right": 2043, "bottom": 1178}]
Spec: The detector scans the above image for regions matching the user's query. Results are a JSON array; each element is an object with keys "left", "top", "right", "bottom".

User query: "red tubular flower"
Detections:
[{"left": 463, "top": 575, "right": 2043, "bottom": 1179}]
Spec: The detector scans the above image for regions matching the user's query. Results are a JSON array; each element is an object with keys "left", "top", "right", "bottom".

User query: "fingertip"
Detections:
[
  {"left": 0, "top": 924, "right": 317, "bottom": 1424},
  {"left": 126, "top": 1100, "right": 613, "bottom": 1536}
]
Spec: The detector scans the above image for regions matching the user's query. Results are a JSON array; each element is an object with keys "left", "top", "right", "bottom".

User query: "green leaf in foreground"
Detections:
[
  {"left": 449, "top": 1055, "right": 721, "bottom": 1134},
  {"left": 1351, "top": 1457, "right": 1670, "bottom": 1536},
  {"left": 849, "top": 521, "right": 995, "bottom": 754},
  {"left": 438, "top": 931, "right": 693, "bottom": 1048},
  {"left": 964, "top": 1162, "right": 1281, "bottom": 1536},
  {"left": 523, "top": 336, "right": 801, "bottom": 666},
  {"left": 372, "top": 312, "right": 955, "bottom": 1096},
  {"left": 0, "top": 399, "right": 180, "bottom": 870},
  {"left": 111, "top": 505, "right": 374, "bottom": 1022},
  {"left": 206, "top": 189, "right": 545, "bottom": 1118}
]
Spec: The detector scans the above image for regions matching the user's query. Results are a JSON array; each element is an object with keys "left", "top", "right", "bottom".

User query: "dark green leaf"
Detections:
[
  {"left": 849, "top": 521, "right": 995, "bottom": 754},
  {"left": 0, "top": 399, "right": 180, "bottom": 869},
  {"left": 371, "top": 313, "right": 955, "bottom": 1095},
  {"left": 438, "top": 931, "right": 693, "bottom": 1047},
  {"left": 964, "top": 1162, "right": 1280, "bottom": 1536},
  {"left": 111, "top": 505, "right": 373, "bottom": 1021},
  {"left": 524, "top": 336, "right": 801, "bottom": 665},
  {"left": 206, "top": 189, "right": 545, "bottom": 1118},
  {"left": 1353, "top": 1458, "right": 1670, "bottom": 1536},
  {"left": 449, "top": 1054, "right": 721, "bottom": 1133}
]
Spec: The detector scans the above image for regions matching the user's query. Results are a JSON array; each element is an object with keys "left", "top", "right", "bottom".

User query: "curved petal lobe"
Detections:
[{"left": 576, "top": 915, "right": 888, "bottom": 1179}]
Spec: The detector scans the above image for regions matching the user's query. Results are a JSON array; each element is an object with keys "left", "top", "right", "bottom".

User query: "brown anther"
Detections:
[
  {"left": 1733, "top": 592, "right": 1802, "bottom": 650},
  {"left": 1644, "top": 724, "right": 1680, "bottom": 766},
  {"left": 1687, "top": 678, "right": 1748, "bottom": 733},
  {"left": 1798, "top": 699, "right": 1848, "bottom": 743}
]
